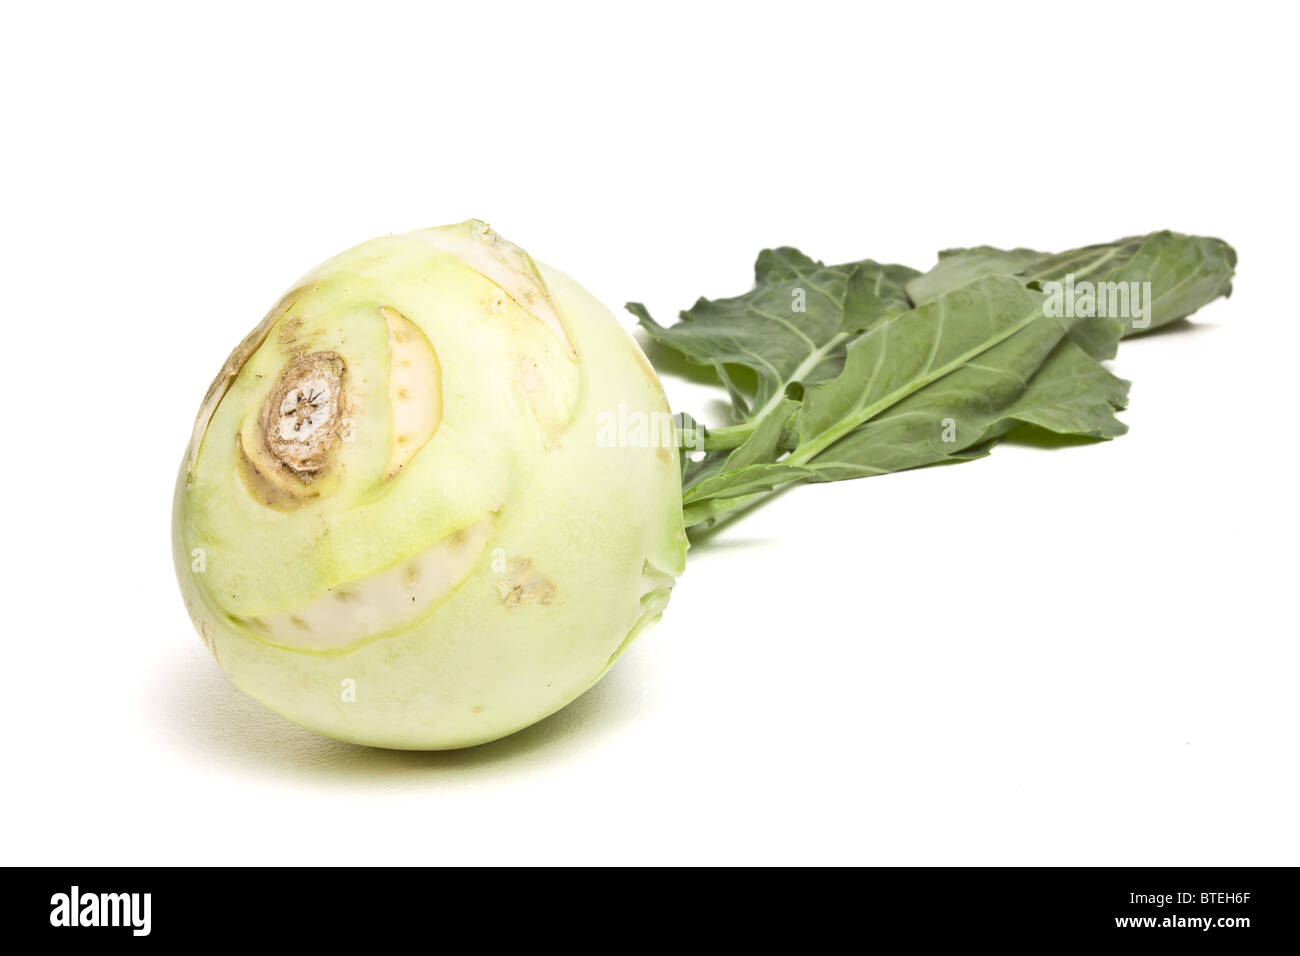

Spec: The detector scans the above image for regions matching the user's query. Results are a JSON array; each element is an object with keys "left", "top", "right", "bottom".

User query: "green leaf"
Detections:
[
  {"left": 803, "top": 338, "right": 1129, "bottom": 481},
  {"left": 841, "top": 259, "right": 921, "bottom": 334},
  {"left": 904, "top": 246, "right": 1048, "bottom": 308},
  {"left": 907, "top": 231, "right": 1236, "bottom": 337},
  {"left": 641, "top": 232, "right": 1236, "bottom": 532},
  {"left": 630, "top": 250, "right": 917, "bottom": 422},
  {"left": 984, "top": 340, "right": 1130, "bottom": 439},
  {"left": 792, "top": 276, "right": 1050, "bottom": 461},
  {"left": 797, "top": 293, "right": 1088, "bottom": 479}
]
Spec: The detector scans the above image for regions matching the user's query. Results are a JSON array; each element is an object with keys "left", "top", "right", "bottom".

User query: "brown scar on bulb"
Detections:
[
  {"left": 235, "top": 350, "right": 350, "bottom": 510},
  {"left": 261, "top": 350, "right": 348, "bottom": 477},
  {"left": 497, "top": 558, "right": 556, "bottom": 608}
]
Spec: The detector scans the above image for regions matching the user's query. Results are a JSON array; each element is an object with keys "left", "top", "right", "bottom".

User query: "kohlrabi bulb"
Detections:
[{"left": 173, "top": 221, "right": 687, "bottom": 749}]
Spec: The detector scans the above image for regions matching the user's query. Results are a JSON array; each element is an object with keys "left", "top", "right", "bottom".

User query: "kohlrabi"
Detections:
[
  {"left": 175, "top": 224, "right": 1236, "bottom": 750},
  {"left": 174, "top": 221, "right": 687, "bottom": 749}
]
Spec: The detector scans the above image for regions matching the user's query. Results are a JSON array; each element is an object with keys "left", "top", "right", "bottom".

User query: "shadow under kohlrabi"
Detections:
[{"left": 156, "top": 639, "right": 653, "bottom": 783}]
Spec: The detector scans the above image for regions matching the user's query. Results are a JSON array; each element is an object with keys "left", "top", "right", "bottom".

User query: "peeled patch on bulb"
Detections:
[
  {"left": 238, "top": 513, "right": 496, "bottom": 653},
  {"left": 379, "top": 306, "right": 441, "bottom": 482},
  {"left": 173, "top": 221, "right": 688, "bottom": 750},
  {"left": 415, "top": 220, "right": 577, "bottom": 357}
]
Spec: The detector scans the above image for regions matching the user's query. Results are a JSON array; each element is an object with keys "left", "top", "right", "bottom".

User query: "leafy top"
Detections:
[{"left": 630, "top": 231, "right": 1236, "bottom": 530}]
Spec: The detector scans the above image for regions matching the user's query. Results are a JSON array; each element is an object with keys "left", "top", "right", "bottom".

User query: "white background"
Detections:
[{"left": 3, "top": 2, "right": 1295, "bottom": 865}]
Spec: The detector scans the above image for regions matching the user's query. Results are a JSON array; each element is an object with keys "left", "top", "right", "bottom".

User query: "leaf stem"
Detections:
[{"left": 700, "top": 423, "right": 756, "bottom": 451}]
